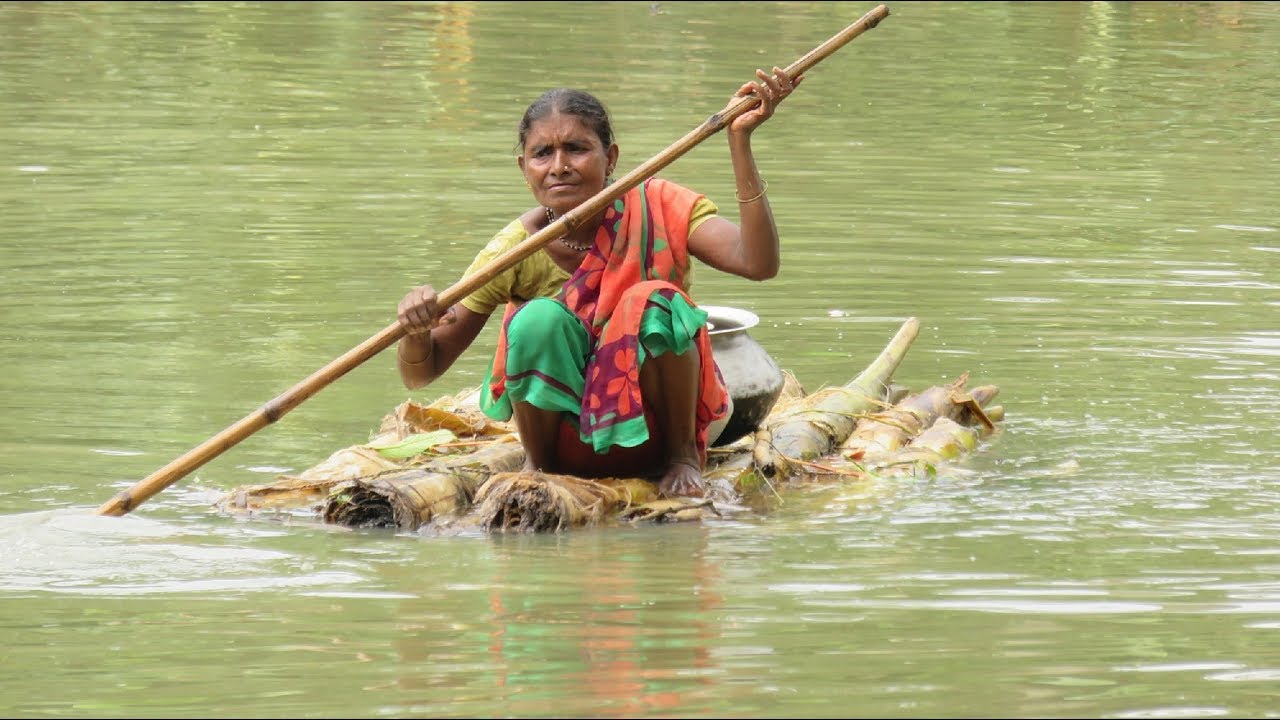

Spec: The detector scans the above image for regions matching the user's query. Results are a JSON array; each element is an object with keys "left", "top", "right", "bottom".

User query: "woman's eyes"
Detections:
[{"left": 533, "top": 144, "right": 591, "bottom": 158}]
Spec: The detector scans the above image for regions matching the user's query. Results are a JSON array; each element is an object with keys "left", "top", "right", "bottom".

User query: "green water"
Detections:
[{"left": 2, "top": 2, "right": 1278, "bottom": 717}]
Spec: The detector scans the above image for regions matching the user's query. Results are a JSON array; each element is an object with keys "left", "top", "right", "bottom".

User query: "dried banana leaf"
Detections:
[
  {"left": 618, "top": 497, "right": 721, "bottom": 524},
  {"left": 219, "top": 397, "right": 521, "bottom": 520},
  {"left": 321, "top": 435, "right": 526, "bottom": 530},
  {"left": 216, "top": 445, "right": 402, "bottom": 516},
  {"left": 324, "top": 466, "right": 476, "bottom": 529},
  {"left": 469, "top": 472, "right": 658, "bottom": 533},
  {"left": 375, "top": 398, "right": 513, "bottom": 440}
]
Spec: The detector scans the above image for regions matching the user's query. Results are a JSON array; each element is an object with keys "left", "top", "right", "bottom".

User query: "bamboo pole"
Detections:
[{"left": 94, "top": 5, "right": 891, "bottom": 517}]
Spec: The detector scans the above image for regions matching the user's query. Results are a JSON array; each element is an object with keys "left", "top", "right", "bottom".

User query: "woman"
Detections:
[{"left": 396, "top": 66, "right": 800, "bottom": 498}]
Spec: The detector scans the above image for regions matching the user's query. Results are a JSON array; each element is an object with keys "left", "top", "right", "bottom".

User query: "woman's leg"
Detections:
[
  {"left": 491, "top": 291, "right": 722, "bottom": 491},
  {"left": 512, "top": 402, "right": 561, "bottom": 472},
  {"left": 640, "top": 341, "right": 705, "bottom": 497},
  {"left": 495, "top": 299, "right": 590, "bottom": 472}
]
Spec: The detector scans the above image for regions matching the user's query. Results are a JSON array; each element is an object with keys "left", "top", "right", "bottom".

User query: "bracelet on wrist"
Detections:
[{"left": 735, "top": 179, "right": 768, "bottom": 204}]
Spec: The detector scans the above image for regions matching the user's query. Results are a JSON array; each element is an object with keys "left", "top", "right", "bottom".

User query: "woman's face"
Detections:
[{"left": 518, "top": 111, "right": 618, "bottom": 216}]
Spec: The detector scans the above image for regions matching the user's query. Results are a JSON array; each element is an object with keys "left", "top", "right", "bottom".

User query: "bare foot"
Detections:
[{"left": 657, "top": 458, "right": 704, "bottom": 498}]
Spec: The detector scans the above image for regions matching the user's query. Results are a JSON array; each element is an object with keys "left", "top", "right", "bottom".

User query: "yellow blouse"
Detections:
[{"left": 459, "top": 196, "right": 719, "bottom": 316}]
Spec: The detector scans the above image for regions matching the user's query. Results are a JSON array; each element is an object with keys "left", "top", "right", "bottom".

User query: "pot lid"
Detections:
[{"left": 702, "top": 305, "right": 760, "bottom": 335}]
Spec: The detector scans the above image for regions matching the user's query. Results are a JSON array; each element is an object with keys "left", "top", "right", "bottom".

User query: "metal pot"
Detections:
[{"left": 703, "top": 306, "right": 785, "bottom": 447}]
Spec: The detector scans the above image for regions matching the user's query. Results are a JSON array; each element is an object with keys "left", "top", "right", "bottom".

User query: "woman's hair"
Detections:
[{"left": 516, "top": 88, "right": 614, "bottom": 151}]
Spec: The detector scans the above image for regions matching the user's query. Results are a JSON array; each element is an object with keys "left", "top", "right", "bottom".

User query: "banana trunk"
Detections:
[
  {"left": 841, "top": 377, "right": 999, "bottom": 461},
  {"left": 755, "top": 317, "right": 920, "bottom": 478}
]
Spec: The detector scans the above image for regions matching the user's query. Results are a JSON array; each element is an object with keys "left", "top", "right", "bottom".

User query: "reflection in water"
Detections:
[
  {"left": 491, "top": 542, "right": 719, "bottom": 715},
  {"left": 381, "top": 528, "right": 728, "bottom": 717}
]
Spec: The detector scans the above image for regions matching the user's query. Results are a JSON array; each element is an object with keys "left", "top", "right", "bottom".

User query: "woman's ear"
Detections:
[{"left": 606, "top": 143, "right": 620, "bottom": 175}]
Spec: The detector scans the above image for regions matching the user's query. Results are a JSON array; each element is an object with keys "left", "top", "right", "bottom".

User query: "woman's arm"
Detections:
[
  {"left": 396, "top": 290, "right": 490, "bottom": 389},
  {"left": 688, "top": 66, "right": 801, "bottom": 281}
]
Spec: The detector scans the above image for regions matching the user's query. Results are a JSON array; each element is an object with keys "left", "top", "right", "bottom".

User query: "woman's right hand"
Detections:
[
  {"left": 729, "top": 66, "right": 802, "bottom": 137},
  {"left": 397, "top": 284, "right": 455, "bottom": 335}
]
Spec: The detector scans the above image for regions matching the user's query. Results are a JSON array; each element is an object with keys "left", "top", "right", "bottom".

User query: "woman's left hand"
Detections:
[{"left": 729, "top": 66, "right": 803, "bottom": 135}]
